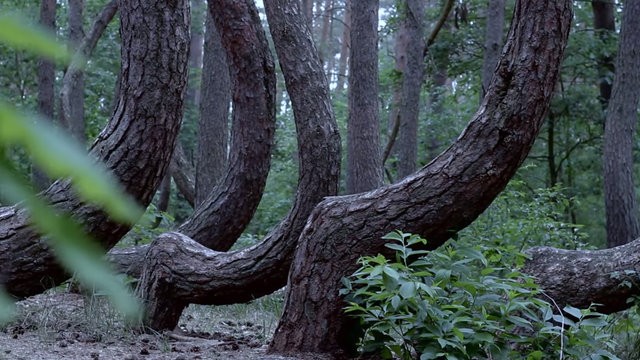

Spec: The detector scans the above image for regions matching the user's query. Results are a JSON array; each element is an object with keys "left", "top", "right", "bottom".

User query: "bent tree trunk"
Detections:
[
  {"left": 177, "top": 0, "right": 277, "bottom": 251},
  {"left": 0, "top": 0, "right": 189, "bottom": 298},
  {"left": 137, "top": 0, "right": 341, "bottom": 331},
  {"left": 269, "top": 0, "right": 573, "bottom": 356}
]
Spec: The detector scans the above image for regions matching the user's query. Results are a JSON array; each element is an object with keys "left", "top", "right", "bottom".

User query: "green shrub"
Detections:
[{"left": 341, "top": 231, "right": 619, "bottom": 360}]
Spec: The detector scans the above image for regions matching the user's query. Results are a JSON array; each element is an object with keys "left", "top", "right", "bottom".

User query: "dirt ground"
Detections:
[{"left": 0, "top": 292, "right": 328, "bottom": 360}]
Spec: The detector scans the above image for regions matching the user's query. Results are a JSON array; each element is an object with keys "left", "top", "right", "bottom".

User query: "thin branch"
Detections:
[{"left": 424, "top": 0, "right": 455, "bottom": 54}]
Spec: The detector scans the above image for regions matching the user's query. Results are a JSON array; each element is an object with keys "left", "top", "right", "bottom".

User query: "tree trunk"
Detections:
[
  {"left": 523, "top": 239, "right": 640, "bottom": 314},
  {"left": 170, "top": 142, "right": 196, "bottom": 208},
  {"left": 195, "top": 12, "right": 231, "bottom": 207},
  {"left": 0, "top": 0, "right": 189, "bottom": 298},
  {"left": 346, "top": 0, "right": 383, "bottom": 193},
  {"left": 335, "top": 0, "right": 350, "bottom": 91},
  {"left": 317, "top": 0, "right": 333, "bottom": 66},
  {"left": 63, "top": 0, "right": 86, "bottom": 143},
  {"left": 269, "top": 0, "right": 573, "bottom": 356},
  {"left": 136, "top": 0, "right": 340, "bottom": 331},
  {"left": 603, "top": 0, "right": 640, "bottom": 248},
  {"left": 60, "top": 0, "right": 119, "bottom": 146},
  {"left": 33, "top": 0, "right": 56, "bottom": 190},
  {"left": 592, "top": 0, "right": 616, "bottom": 109},
  {"left": 481, "top": 0, "right": 505, "bottom": 99},
  {"left": 176, "top": 0, "right": 276, "bottom": 251},
  {"left": 395, "top": 0, "right": 426, "bottom": 179},
  {"left": 188, "top": 0, "right": 205, "bottom": 107}
]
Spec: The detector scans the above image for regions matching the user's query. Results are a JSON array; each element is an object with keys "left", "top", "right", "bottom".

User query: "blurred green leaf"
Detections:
[
  {"left": 0, "top": 161, "right": 140, "bottom": 319},
  {"left": 0, "top": 289, "right": 16, "bottom": 325},
  {"left": 0, "top": 14, "right": 71, "bottom": 63},
  {"left": 0, "top": 102, "right": 142, "bottom": 224}
]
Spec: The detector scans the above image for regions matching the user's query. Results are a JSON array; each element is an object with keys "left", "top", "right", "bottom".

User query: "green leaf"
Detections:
[
  {"left": 0, "top": 163, "right": 140, "bottom": 318},
  {"left": 0, "top": 289, "right": 16, "bottom": 325},
  {"left": 563, "top": 305, "right": 583, "bottom": 320},
  {"left": 0, "top": 14, "right": 71, "bottom": 63},
  {"left": 0, "top": 103, "right": 142, "bottom": 224},
  {"left": 399, "top": 281, "right": 417, "bottom": 299}
]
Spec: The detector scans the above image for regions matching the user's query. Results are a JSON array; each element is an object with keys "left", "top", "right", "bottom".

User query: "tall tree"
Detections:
[
  {"left": 346, "top": 0, "right": 383, "bottom": 193},
  {"left": 64, "top": 0, "right": 86, "bottom": 142},
  {"left": 335, "top": 0, "right": 351, "bottom": 91},
  {"left": 395, "top": 0, "right": 426, "bottom": 179},
  {"left": 592, "top": 0, "right": 616, "bottom": 108},
  {"left": 481, "top": 0, "right": 505, "bottom": 98},
  {"left": 33, "top": 0, "right": 56, "bottom": 190},
  {"left": 603, "top": 0, "right": 640, "bottom": 248},
  {"left": 60, "top": 0, "right": 118, "bottom": 145},
  {"left": 195, "top": 12, "right": 231, "bottom": 206}
]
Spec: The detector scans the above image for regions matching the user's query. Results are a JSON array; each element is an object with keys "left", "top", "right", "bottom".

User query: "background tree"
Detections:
[
  {"left": 394, "top": 0, "right": 426, "bottom": 179},
  {"left": 346, "top": 0, "right": 383, "bottom": 193},
  {"left": 592, "top": 0, "right": 616, "bottom": 109},
  {"left": 196, "top": 12, "right": 230, "bottom": 206},
  {"left": 60, "top": 0, "right": 86, "bottom": 143},
  {"left": 603, "top": 0, "right": 640, "bottom": 247},
  {"left": 481, "top": 0, "right": 505, "bottom": 98},
  {"left": 32, "top": 0, "right": 56, "bottom": 190}
]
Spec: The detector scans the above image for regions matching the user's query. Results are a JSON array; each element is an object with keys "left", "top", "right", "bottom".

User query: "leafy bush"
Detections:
[{"left": 341, "top": 231, "right": 618, "bottom": 360}]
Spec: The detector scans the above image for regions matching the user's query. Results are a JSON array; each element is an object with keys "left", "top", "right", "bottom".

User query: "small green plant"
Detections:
[{"left": 341, "top": 231, "right": 619, "bottom": 360}]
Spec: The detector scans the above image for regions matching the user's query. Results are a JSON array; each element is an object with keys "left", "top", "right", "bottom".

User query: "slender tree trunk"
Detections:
[
  {"left": 269, "top": 0, "right": 573, "bottom": 355},
  {"left": 136, "top": 0, "right": 341, "bottom": 331},
  {"left": 346, "top": 0, "right": 382, "bottom": 193},
  {"left": 335, "top": 0, "right": 350, "bottom": 91},
  {"left": 64, "top": 0, "right": 86, "bottom": 143},
  {"left": 188, "top": 0, "right": 205, "bottom": 107},
  {"left": 60, "top": 0, "right": 118, "bottom": 147},
  {"left": 592, "top": 0, "right": 616, "bottom": 109},
  {"left": 395, "top": 0, "right": 426, "bottom": 179},
  {"left": 318, "top": 0, "right": 333, "bottom": 65},
  {"left": 170, "top": 142, "right": 196, "bottom": 208},
  {"left": 0, "top": 0, "right": 190, "bottom": 298},
  {"left": 301, "top": 0, "right": 314, "bottom": 28},
  {"left": 603, "top": 0, "right": 640, "bottom": 248},
  {"left": 195, "top": 12, "right": 231, "bottom": 207},
  {"left": 481, "top": 0, "right": 505, "bottom": 98},
  {"left": 33, "top": 0, "right": 56, "bottom": 190}
]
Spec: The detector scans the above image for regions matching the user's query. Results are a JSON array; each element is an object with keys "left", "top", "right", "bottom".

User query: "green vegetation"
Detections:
[{"left": 342, "top": 183, "right": 640, "bottom": 359}]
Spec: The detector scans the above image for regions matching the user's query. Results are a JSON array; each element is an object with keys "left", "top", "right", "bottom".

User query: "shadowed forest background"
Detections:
[{"left": 1, "top": 0, "right": 640, "bottom": 359}]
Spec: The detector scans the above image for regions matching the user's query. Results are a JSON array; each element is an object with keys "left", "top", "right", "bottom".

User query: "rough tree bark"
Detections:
[
  {"left": 269, "top": 0, "right": 573, "bottom": 356},
  {"left": 0, "top": 0, "right": 189, "bottom": 298},
  {"left": 136, "top": 0, "right": 341, "bottom": 331},
  {"left": 195, "top": 12, "right": 231, "bottom": 207},
  {"left": 603, "top": 0, "right": 640, "bottom": 248},
  {"left": 33, "top": 0, "right": 56, "bottom": 190},
  {"left": 395, "top": 0, "right": 426, "bottom": 179},
  {"left": 524, "top": 239, "right": 640, "bottom": 314},
  {"left": 346, "top": 0, "right": 383, "bottom": 193},
  {"left": 481, "top": 0, "right": 505, "bottom": 98}
]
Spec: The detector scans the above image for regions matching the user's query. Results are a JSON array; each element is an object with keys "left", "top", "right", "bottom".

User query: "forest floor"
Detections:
[{"left": 0, "top": 290, "right": 328, "bottom": 360}]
